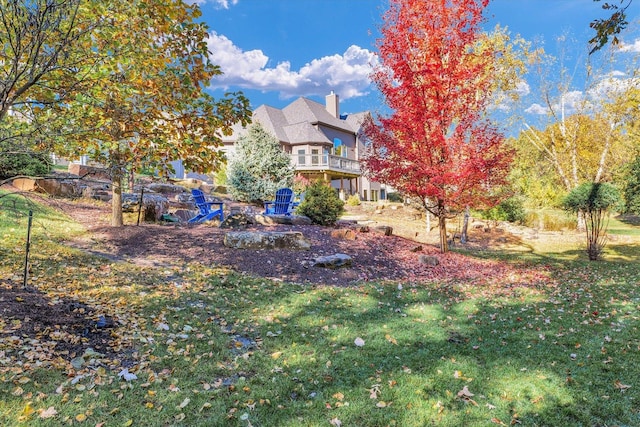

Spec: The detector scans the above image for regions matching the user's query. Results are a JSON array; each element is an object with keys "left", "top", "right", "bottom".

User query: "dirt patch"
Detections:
[{"left": 0, "top": 278, "right": 123, "bottom": 370}]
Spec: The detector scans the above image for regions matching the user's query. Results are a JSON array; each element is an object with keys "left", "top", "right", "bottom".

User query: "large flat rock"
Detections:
[{"left": 223, "top": 231, "right": 311, "bottom": 250}]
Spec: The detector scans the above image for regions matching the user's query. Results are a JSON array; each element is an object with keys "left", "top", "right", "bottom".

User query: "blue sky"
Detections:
[{"left": 195, "top": 0, "right": 639, "bottom": 127}]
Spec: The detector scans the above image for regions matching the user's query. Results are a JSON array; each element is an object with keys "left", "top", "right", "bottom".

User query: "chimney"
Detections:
[{"left": 325, "top": 91, "right": 339, "bottom": 118}]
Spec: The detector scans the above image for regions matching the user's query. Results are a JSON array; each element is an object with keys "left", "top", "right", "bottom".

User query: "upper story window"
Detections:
[{"left": 333, "top": 138, "right": 347, "bottom": 157}]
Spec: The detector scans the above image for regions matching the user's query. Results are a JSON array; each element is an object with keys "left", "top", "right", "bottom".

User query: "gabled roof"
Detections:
[
  {"left": 283, "top": 122, "right": 331, "bottom": 144},
  {"left": 222, "top": 96, "right": 365, "bottom": 145},
  {"left": 282, "top": 97, "right": 356, "bottom": 133}
]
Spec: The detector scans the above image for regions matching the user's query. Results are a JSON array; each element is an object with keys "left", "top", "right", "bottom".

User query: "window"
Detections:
[
  {"left": 333, "top": 138, "right": 343, "bottom": 156},
  {"left": 311, "top": 149, "right": 319, "bottom": 165},
  {"left": 372, "top": 190, "right": 378, "bottom": 201},
  {"left": 297, "top": 149, "right": 306, "bottom": 165},
  {"left": 380, "top": 189, "right": 386, "bottom": 200},
  {"left": 363, "top": 190, "right": 368, "bottom": 201}
]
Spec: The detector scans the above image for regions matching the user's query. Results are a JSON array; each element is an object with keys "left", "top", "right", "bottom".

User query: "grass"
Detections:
[{"left": 1, "top": 195, "right": 640, "bottom": 426}]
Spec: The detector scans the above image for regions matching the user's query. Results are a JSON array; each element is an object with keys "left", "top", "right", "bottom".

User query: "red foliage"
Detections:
[{"left": 362, "top": 0, "right": 513, "bottom": 251}]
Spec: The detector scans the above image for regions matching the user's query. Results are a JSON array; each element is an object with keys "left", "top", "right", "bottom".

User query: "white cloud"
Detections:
[
  {"left": 515, "top": 80, "right": 531, "bottom": 97},
  {"left": 207, "top": 32, "right": 376, "bottom": 100},
  {"left": 618, "top": 38, "right": 640, "bottom": 53},
  {"left": 525, "top": 103, "right": 549, "bottom": 115}
]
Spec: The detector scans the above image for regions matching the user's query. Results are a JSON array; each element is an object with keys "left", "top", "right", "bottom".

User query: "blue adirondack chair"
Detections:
[
  {"left": 188, "top": 189, "right": 224, "bottom": 223},
  {"left": 264, "top": 188, "right": 296, "bottom": 215}
]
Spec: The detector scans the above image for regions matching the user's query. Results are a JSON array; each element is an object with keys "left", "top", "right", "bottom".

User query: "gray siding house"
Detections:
[{"left": 221, "top": 93, "right": 387, "bottom": 201}]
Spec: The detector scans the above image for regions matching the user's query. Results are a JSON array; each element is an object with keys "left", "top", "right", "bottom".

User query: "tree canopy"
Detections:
[
  {"left": 590, "top": 0, "right": 633, "bottom": 54},
  {"left": 2, "top": 0, "right": 251, "bottom": 226},
  {"left": 362, "top": 0, "right": 514, "bottom": 252}
]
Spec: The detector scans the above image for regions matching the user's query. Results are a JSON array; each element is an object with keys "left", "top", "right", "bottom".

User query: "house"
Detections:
[{"left": 219, "top": 92, "right": 388, "bottom": 201}]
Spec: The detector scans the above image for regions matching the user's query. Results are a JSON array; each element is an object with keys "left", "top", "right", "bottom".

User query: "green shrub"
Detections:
[
  {"left": 481, "top": 196, "right": 526, "bottom": 224},
  {"left": 0, "top": 143, "right": 51, "bottom": 179},
  {"left": 345, "top": 194, "right": 361, "bottom": 206},
  {"left": 227, "top": 123, "right": 294, "bottom": 203},
  {"left": 562, "top": 182, "right": 621, "bottom": 261},
  {"left": 296, "top": 181, "right": 344, "bottom": 226}
]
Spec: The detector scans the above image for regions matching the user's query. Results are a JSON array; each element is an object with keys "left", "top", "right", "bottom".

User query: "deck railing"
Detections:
[{"left": 291, "top": 153, "right": 360, "bottom": 174}]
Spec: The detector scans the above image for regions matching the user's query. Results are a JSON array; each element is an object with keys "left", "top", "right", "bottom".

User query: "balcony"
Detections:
[{"left": 291, "top": 153, "right": 361, "bottom": 177}]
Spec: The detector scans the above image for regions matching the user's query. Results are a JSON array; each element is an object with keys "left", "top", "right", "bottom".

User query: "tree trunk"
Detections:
[
  {"left": 460, "top": 207, "right": 470, "bottom": 244},
  {"left": 425, "top": 210, "right": 431, "bottom": 234},
  {"left": 111, "top": 172, "right": 124, "bottom": 227},
  {"left": 438, "top": 214, "right": 448, "bottom": 253}
]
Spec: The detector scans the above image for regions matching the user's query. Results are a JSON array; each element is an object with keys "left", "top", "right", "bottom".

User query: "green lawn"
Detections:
[{"left": 1, "top": 194, "right": 640, "bottom": 426}]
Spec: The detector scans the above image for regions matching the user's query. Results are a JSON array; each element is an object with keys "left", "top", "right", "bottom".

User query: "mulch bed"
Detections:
[{"left": 1, "top": 194, "right": 546, "bottom": 369}]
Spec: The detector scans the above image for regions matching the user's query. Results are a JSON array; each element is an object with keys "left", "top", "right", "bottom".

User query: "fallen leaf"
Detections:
[
  {"left": 39, "top": 406, "right": 58, "bottom": 419},
  {"left": 179, "top": 397, "right": 190, "bottom": 409},
  {"left": 614, "top": 380, "right": 631, "bottom": 392},
  {"left": 332, "top": 392, "right": 344, "bottom": 401},
  {"left": 457, "top": 386, "right": 474, "bottom": 398},
  {"left": 354, "top": 337, "right": 365, "bottom": 347},
  {"left": 330, "top": 417, "right": 342, "bottom": 427},
  {"left": 118, "top": 368, "right": 137, "bottom": 382},
  {"left": 19, "top": 402, "right": 35, "bottom": 420}
]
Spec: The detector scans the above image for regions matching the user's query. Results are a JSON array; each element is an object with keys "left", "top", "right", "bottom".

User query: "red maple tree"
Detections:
[{"left": 362, "top": 0, "right": 513, "bottom": 253}]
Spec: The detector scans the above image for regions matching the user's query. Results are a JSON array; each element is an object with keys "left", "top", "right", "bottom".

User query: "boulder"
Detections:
[
  {"left": 223, "top": 231, "right": 311, "bottom": 250},
  {"left": 220, "top": 213, "right": 255, "bottom": 229},
  {"left": 254, "top": 214, "right": 312, "bottom": 226},
  {"left": 313, "top": 253, "right": 352, "bottom": 268},
  {"left": 373, "top": 225, "right": 393, "bottom": 236},
  {"left": 146, "top": 183, "right": 186, "bottom": 194},
  {"left": 36, "top": 178, "right": 82, "bottom": 198},
  {"left": 122, "top": 193, "right": 170, "bottom": 221},
  {"left": 418, "top": 255, "right": 439, "bottom": 267},
  {"left": 12, "top": 177, "right": 38, "bottom": 191},
  {"left": 330, "top": 229, "right": 357, "bottom": 240},
  {"left": 171, "top": 209, "right": 195, "bottom": 222},
  {"left": 68, "top": 164, "right": 110, "bottom": 181}
]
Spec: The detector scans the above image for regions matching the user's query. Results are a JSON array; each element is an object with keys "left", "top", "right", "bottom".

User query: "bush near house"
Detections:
[{"left": 296, "top": 180, "right": 344, "bottom": 226}]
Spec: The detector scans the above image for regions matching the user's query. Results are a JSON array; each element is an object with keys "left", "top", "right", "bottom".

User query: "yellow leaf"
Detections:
[
  {"left": 271, "top": 351, "right": 282, "bottom": 359},
  {"left": 179, "top": 397, "right": 190, "bottom": 409},
  {"left": 17, "top": 376, "right": 31, "bottom": 384},
  {"left": 332, "top": 392, "right": 344, "bottom": 401},
  {"left": 123, "top": 420, "right": 133, "bottom": 426},
  {"left": 376, "top": 401, "right": 388, "bottom": 408},
  {"left": 75, "top": 413, "right": 86, "bottom": 422},
  {"left": 19, "top": 402, "right": 35, "bottom": 419}
]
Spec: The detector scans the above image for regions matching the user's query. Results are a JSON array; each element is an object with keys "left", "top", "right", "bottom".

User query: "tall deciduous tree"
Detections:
[
  {"left": 46, "top": 0, "right": 250, "bottom": 226},
  {"left": 362, "top": 0, "right": 513, "bottom": 253},
  {"left": 520, "top": 41, "right": 637, "bottom": 200}
]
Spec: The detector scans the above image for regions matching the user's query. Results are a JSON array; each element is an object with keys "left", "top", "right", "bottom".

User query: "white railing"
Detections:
[{"left": 291, "top": 153, "right": 360, "bottom": 174}]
